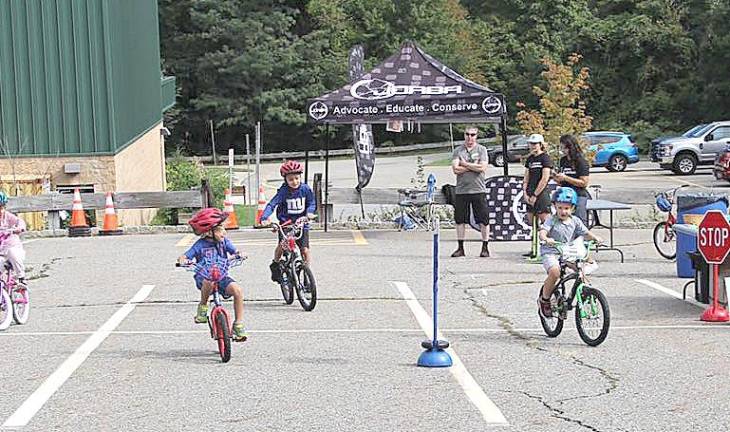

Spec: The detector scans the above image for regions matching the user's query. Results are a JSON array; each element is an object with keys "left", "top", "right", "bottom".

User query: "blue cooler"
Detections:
[
  {"left": 676, "top": 193, "right": 728, "bottom": 224},
  {"left": 674, "top": 224, "right": 698, "bottom": 278}
]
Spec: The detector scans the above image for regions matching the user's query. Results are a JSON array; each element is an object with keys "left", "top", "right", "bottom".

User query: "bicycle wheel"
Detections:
[
  {"left": 575, "top": 287, "right": 610, "bottom": 346},
  {"left": 653, "top": 222, "right": 676, "bottom": 260},
  {"left": 214, "top": 312, "right": 232, "bottom": 363},
  {"left": 280, "top": 269, "right": 294, "bottom": 305},
  {"left": 0, "top": 288, "right": 12, "bottom": 330},
  {"left": 294, "top": 264, "right": 317, "bottom": 312},
  {"left": 12, "top": 285, "right": 29, "bottom": 325},
  {"left": 538, "top": 286, "right": 563, "bottom": 337}
]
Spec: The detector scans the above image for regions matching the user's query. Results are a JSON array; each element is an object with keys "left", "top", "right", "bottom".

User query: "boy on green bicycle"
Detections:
[{"left": 538, "top": 187, "right": 602, "bottom": 317}]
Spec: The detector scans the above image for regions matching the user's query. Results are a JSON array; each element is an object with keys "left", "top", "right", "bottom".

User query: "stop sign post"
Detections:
[{"left": 697, "top": 211, "right": 730, "bottom": 322}]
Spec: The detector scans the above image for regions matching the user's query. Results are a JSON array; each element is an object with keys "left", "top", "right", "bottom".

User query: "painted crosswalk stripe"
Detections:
[{"left": 351, "top": 230, "right": 368, "bottom": 245}]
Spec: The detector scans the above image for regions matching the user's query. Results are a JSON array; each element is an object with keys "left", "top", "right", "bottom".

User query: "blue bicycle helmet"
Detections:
[
  {"left": 0, "top": 191, "right": 8, "bottom": 206},
  {"left": 655, "top": 195, "right": 672, "bottom": 212},
  {"left": 552, "top": 187, "right": 578, "bottom": 206}
]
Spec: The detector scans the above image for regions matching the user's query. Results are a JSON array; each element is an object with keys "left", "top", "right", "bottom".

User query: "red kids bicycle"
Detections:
[{"left": 177, "top": 255, "right": 244, "bottom": 363}]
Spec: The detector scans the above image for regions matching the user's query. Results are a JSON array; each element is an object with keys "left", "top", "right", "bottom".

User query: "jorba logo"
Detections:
[
  {"left": 482, "top": 96, "right": 502, "bottom": 114},
  {"left": 350, "top": 79, "right": 462, "bottom": 100},
  {"left": 309, "top": 102, "right": 329, "bottom": 120}
]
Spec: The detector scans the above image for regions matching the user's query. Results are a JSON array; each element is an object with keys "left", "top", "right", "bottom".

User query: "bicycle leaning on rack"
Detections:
[
  {"left": 653, "top": 185, "right": 689, "bottom": 260},
  {"left": 538, "top": 238, "right": 610, "bottom": 346}
]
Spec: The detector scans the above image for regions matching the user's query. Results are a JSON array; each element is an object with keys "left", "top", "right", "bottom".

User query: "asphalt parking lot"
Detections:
[{"left": 2, "top": 226, "right": 728, "bottom": 431}]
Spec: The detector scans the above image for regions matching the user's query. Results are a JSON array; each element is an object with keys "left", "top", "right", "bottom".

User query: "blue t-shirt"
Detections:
[
  {"left": 184, "top": 237, "right": 238, "bottom": 282},
  {"left": 184, "top": 237, "right": 237, "bottom": 263},
  {"left": 261, "top": 183, "right": 317, "bottom": 225}
]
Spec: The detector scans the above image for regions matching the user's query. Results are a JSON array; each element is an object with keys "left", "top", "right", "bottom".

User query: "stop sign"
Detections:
[{"left": 698, "top": 210, "right": 730, "bottom": 264}]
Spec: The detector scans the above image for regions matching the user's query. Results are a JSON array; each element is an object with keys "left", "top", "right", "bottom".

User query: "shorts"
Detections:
[
  {"left": 542, "top": 254, "right": 560, "bottom": 273},
  {"left": 454, "top": 193, "right": 490, "bottom": 225},
  {"left": 195, "top": 276, "right": 235, "bottom": 299},
  {"left": 527, "top": 190, "right": 551, "bottom": 215}
]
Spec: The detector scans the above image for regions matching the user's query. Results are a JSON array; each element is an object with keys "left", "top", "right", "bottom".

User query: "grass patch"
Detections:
[
  {"left": 425, "top": 157, "right": 453, "bottom": 167},
  {"left": 234, "top": 204, "right": 258, "bottom": 227}
]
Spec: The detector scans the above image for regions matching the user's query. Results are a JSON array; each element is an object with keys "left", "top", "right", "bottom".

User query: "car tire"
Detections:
[
  {"left": 672, "top": 153, "right": 697, "bottom": 175},
  {"left": 493, "top": 153, "right": 505, "bottom": 168},
  {"left": 607, "top": 154, "right": 628, "bottom": 172}
]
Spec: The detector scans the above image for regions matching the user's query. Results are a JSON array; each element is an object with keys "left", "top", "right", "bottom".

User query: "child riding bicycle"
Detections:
[
  {"left": 0, "top": 192, "right": 27, "bottom": 284},
  {"left": 538, "top": 187, "right": 602, "bottom": 318},
  {"left": 261, "top": 161, "right": 317, "bottom": 282},
  {"left": 178, "top": 208, "right": 248, "bottom": 342}
]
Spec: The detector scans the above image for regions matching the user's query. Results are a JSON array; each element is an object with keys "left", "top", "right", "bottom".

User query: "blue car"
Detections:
[{"left": 582, "top": 131, "right": 640, "bottom": 172}]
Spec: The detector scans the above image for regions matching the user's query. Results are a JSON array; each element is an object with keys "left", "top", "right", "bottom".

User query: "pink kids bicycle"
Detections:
[{"left": 0, "top": 230, "right": 30, "bottom": 330}]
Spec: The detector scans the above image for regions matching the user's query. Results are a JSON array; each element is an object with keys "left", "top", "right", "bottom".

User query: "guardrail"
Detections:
[{"left": 187, "top": 135, "right": 519, "bottom": 164}]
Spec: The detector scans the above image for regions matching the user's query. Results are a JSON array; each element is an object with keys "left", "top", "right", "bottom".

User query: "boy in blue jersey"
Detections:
[
  {"left": 262, "top": 160, "right": 317, "bottom": 282},
  {"left": 178, "top": 208, "right": 247, "bottom": 341}
]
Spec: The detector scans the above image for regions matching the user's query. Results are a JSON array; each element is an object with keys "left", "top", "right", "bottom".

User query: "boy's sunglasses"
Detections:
[{"left": 464, "top": 132, "right": 477, "bottom": 137}]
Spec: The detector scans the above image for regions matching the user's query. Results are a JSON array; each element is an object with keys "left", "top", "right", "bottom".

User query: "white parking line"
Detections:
[
  {"left": 635, "top": 279, "right": 705, "bottom": 308},
  {"left": 2, "top": 284, "right": 155, "bottom": 429},
  {"left": 392, "top": 281, "right": 509, "bottom": 426}
]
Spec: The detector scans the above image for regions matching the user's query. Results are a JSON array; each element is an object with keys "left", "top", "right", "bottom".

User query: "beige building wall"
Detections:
[
  {"left": 113, "top": 122, "right": 166, "bottom": 226},
  {"left": 0, "top": 122, "right": 167, "bottom": 228}
]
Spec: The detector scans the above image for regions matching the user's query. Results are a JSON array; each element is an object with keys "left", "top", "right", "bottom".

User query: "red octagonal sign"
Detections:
[{"left": 698, "top": 210, "right": 730, "bottom": 264}]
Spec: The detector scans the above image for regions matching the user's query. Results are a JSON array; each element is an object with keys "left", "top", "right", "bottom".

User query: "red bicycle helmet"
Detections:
[
  {"left": 280, "top": 160, "right": 303, "bottom": 177},
  {"left": 188, "top": 208, "right": 228, "bottom": 235}
]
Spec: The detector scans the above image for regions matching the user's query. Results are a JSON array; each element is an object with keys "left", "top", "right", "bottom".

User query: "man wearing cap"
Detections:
[{"left": 451, "top": 126, "right": 491, "bottom": 258}]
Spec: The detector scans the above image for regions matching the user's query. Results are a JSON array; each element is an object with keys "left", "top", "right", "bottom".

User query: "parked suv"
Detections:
[
  {"left": 584, "top": 131, "right": 640, "bottom": 172},
  {"left": 651, "top": 121, "right": 730, "bottom": 175}
]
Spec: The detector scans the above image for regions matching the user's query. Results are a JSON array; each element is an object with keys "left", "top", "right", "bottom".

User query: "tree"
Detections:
[{"left": 516, "top": 53, "right": 592, "bottom": 160}]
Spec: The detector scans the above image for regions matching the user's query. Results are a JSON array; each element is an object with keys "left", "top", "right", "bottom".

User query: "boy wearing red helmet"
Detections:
[
  {"left": 262, "top": 160, "right": 317, "bottom": 282},
  {"left": 178, "top": 208, "right": 247, "bottom": 341}
]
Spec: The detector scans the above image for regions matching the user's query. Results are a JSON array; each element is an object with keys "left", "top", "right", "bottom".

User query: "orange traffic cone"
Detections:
[
  {"left": 255, "top": 185, "right": 267, "bottom": 227},
  {"left": 99, "top": 192, "right": 123, "bottom": 236},
  {"left": 68, "top": 188, "right": 91, "bottom": 237},
  {"left": 223, "top": 189, "right": 239, "bottom": 230}
]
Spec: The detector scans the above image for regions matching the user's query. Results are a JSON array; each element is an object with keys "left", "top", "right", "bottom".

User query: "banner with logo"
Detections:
[
  {"left": 349, "top": 45, "right": 376, "bottom": 189},
  {"left": 308, "top": 41, "right": 506, "bottom": 125},
  {"left": 468, "top": 176, "right": 558, "bottom": 241}
]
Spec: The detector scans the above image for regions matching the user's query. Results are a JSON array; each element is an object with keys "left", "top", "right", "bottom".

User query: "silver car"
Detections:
[{"left": 651, "top": 121, "right": 730, "bottom": 175}]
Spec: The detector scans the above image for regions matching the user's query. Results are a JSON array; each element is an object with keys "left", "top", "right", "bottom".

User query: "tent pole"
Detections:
[
  {"left": 501, "top": 116, "right": 509, "bottom": 177},
  {"left": 449, "top": 123, "right": 454, "bottom": 153},
  {"left": 324, "top": 124, "right": 330, "bottom": 233},
  {"left": 304, "top": 150, "right": 309, "bottom": 184},
  {"left": 357, "top": 186, "right": 365, "bottom": 219}
]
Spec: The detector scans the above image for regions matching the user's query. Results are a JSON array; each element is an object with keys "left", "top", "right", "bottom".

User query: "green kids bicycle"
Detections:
[{"left": 538, "top": 239, "right": 610, "bottom": 346}]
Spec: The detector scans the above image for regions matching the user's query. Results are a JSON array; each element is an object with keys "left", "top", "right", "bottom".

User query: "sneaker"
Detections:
[
  {"left": 451, "top": 248, "right": 465, "bottom": 258},
  {"left": 269, "top": 261, "right": 282, "bottom": 282},
  {"left": 194, "top": 304, "right": 208, "bottom": 324},
  {"left": 480, "top": 245, "right": 490, "bottom": 258},
  {"left": 232, "top": 322, "right": 248, "bottom": 342},
  {"left": 538, "top": 296, "right": 553, "bottom": 318}
]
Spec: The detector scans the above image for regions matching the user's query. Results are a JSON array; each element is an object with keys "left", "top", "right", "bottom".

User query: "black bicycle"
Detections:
[
  {"left": 271, "top": 217, "right": 317, "bottom": 311},
  {"left": 538, "top": 239, "right": 610, "bottom": 346}
]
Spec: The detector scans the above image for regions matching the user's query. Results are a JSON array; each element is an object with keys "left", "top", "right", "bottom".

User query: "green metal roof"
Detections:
[{"left": 0, "top": 0, "right": 175, "bottom": 157}]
